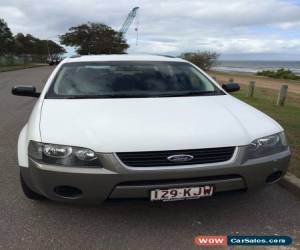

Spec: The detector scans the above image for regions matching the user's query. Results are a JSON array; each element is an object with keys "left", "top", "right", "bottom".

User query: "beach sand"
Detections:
[{"left": 208, "top": 70, "right": 300, "bottom": 94}]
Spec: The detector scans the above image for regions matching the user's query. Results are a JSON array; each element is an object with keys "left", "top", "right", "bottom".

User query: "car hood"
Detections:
[{"left": 40, "top": 95, "right": 282, "bottom": 152}]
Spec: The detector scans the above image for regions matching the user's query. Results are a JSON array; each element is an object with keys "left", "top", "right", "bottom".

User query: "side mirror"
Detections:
[
  {"left": 12, "top": 85, "right": 40, "bottom": 97},
  {"left": 222, "top": 83, "right": 240, "bottom": 93}
]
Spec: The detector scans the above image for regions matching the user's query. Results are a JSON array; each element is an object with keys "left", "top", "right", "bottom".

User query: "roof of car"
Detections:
[{"left": 64, "top": 54, "right": 185, "bottom": 63}]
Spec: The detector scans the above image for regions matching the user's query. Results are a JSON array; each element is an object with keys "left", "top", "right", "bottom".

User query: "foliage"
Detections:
[
  {"left": 181, "top": 51, "right": 220, "bottom": 71},
  {"left": 256, "top": 68, "right": 300, "bottom": 80},
  {"left": 0, "top": 18, "right": 14, "bottom": 56},
  {"left": 14, "top": 33, "right": 65, "bottom": 61},
  {"left": 59, "top": 22, "right": 129, "bottom": 55},
  {"left": 0, "top": 18, "right": 65, "bottom": 64}
]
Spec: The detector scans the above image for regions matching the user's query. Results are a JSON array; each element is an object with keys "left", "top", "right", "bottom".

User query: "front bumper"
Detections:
[{"left": 20, "top": 147, "right": 291, "bottom": 203}]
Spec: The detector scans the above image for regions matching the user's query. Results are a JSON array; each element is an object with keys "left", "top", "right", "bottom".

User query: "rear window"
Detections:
[{"left": 46, "top": 61, "right": 223, "bottom": 99}]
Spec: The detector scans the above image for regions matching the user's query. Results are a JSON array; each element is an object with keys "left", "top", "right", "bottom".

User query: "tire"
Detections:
[{"left": 20, "top": 173, "right": 47, "bottom": 200}]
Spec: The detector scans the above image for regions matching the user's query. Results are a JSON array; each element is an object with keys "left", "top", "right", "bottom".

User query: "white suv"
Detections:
[{"left": 12, "top": 55, "right": 290, "bottom": 203}]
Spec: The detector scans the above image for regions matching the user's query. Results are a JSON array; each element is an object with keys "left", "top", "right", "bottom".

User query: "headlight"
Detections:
[
  {"left": 247, "top": 132, "right": 288, "bottom": 159},
  {"left": 28, "top": 141, "right": 100, "bottom": 167}
]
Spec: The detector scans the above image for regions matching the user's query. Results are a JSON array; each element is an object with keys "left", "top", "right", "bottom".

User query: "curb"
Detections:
[{"left": 279, "top": 172, "right": 300, "bottom": 199}]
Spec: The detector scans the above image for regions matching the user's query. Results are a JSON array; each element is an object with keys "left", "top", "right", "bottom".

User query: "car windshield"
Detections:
[{"left": 46, "top": 61, "right": 223, "bottom": 99}]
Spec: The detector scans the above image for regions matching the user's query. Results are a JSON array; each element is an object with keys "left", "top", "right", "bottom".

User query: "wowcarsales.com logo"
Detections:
[
  {"left": 194, "top": 235, "right": 292, "bottom": 247},
  {"left": 194, "top": 236, "right": 227, "bottom": 247}
]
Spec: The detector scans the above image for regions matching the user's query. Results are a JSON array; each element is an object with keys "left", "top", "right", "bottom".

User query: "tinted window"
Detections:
[{"left": 46, "top": 61, "right": 223, "bottom": 99}]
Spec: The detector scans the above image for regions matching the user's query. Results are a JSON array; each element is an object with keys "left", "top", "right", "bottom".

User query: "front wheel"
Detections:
[{"left": 20, "top": 173, "right": 47, "bottom": 200}]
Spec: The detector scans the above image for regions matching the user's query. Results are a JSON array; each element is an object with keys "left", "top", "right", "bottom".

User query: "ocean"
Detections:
[{"left": 212, "top": 60, "right": 300, "bottom": 76}]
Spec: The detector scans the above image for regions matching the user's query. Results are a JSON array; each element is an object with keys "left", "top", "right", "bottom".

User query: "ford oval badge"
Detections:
[{"left": 167, "top": 154, "right": 194, "bottom": 162}]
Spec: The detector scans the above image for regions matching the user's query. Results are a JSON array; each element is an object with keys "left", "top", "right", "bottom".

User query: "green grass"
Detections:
[
  {"left": 232, "top": 85, "right": 300, "bottom": 178},
  {"left": 0, "top": 64, "right": 47, "bottom": 72},
  {"left": 256, "top": 68, "right": 300, "bottom": 80}
]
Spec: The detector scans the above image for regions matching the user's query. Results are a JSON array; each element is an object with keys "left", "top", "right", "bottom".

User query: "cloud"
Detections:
[{"left": 1, "top": 0, "right": 300, "bottom": 57}]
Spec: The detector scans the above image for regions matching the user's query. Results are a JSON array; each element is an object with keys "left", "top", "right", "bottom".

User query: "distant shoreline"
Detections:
[
  {"left": 213, "top": 60, "right": 300, "bottom": 76},
  {"left": 210, "top": 69, "right": 255, "bottom": 76}
]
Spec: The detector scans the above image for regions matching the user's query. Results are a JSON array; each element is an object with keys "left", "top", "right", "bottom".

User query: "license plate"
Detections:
[{"left": 150, "top": 185, "right": 214, "bottom": 201}]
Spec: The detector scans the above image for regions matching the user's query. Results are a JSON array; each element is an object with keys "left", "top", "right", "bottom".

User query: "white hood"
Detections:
[{"left": 40, "top": 95, "right": 282, "bottom": 153}]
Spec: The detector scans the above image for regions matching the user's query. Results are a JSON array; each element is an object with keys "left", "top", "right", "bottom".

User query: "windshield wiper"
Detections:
[
  {"left": 64, "top": 95, "right": 106, "bottom": 99},
  {"left": 63, "top": 94, "right": 151, "bottom": 99},
  {"left": 155, "top": 90, "right": 224, "bottom": 97},
  {"left": 60, "top": 90, "right": 224, "bottom": 99}
]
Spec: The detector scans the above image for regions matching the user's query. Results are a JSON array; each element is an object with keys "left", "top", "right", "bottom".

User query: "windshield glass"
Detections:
[{"left": 46, "top": 61, "right": 223, "bottom": 99}]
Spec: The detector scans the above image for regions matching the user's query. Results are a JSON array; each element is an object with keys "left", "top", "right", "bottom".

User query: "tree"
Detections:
[
  {"left": 45, "top": 40, "right": 66, "bottom": 60},
  {"left": 14, "top": 34, "right": 38, "bottom": 55},
  {"left": 181, "top": 51, "right": 220, "bottom": 71},
  {"left": 59, "top": 22, "right": 129, "bottom": 55},
  {"left": 14, "top": 33, "right": 65, "bottom": 62},
  {"left": 0, "top": 18, "right": 65, "bottom": 64},
  {"left": 0, "top": 18, "right": 14, "bottom": 56}
]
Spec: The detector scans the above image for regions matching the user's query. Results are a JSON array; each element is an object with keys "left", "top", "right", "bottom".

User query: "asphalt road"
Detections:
[{"left": 0, "top": 66, "right": 300, "bottom": 250}]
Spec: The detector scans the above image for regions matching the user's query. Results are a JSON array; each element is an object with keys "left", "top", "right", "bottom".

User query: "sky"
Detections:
[{"left": 1, "top": 0, "right": 300, "bottom": 60}]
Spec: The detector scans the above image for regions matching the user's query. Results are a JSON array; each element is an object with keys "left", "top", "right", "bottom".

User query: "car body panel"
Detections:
[
  {"left": 18, "top": 98, "right": 44, "bottom": 167},
  {"left": 20, "top": 148, "right": 291, "bottom": 203},
  {"left": 39, "top": 95, "right": 281, "bottom": 153}
]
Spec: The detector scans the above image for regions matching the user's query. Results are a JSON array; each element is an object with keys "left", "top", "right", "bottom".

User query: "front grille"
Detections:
[{"left": 116, "top": 147, "right": 235, "bottom": 167}]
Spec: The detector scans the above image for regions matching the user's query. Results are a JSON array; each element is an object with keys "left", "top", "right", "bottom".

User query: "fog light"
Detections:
[
  {"left": 54, "top": 186, "right": 82, "bottom": 198},
  {"left": 266, "top": 171, "right": 282, "bottom": 184}
]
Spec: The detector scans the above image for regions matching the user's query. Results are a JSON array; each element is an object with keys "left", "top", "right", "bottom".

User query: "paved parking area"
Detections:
[{"left": 0, "top": 66, "right": 300, "bottom": 249}]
